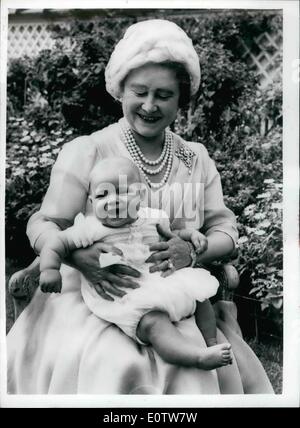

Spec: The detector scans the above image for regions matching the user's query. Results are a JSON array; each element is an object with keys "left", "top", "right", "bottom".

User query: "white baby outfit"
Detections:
[{"left": 63, "top": 207, "right": 219, "bottom": 344}]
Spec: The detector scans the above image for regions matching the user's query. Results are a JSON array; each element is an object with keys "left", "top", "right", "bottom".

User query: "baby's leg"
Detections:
[
  {"left": 137, "top": 310, "right": 231, "bottom": 370},
  {"left": 195, "top": 300, "right": 218, "bottom": 346},
  {"left": 195, "top": 300, "right": 232, "bottom": 367}
]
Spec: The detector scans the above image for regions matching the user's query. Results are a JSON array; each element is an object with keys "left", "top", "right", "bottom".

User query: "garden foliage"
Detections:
[{"left": 6, "top": 11, "right": 282, "bottom": 327}]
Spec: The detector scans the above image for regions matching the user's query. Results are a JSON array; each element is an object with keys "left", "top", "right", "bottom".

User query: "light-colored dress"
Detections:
[
  {"left": 7, "top": 118, "right": 274, "bottom": 394},
  {"left": 66, "top": 207, "right": 219, "bottom": 344}
]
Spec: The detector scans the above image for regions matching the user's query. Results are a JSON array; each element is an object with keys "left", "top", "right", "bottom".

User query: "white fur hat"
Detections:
[{"left": 105, "top": 19, "right": 201, "bottom": 100}]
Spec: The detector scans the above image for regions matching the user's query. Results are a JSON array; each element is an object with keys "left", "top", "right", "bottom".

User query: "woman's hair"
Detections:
[{"left": 160, "top": 61, "right": 191, "bottom": 109}]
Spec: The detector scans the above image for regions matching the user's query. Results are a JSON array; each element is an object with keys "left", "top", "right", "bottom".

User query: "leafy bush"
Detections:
[
  {"left": 5, "top": 115, "right": 76, "bottom": 262},
  {"left": 6, "top": 10, "right": 283, "bottom": 328},
  {"left": 236, "top": 145, "right": 283, "bottom": 325}
]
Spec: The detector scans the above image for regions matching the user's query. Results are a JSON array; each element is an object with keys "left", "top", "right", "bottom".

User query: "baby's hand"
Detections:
[
  {"left": 39, "top": 269, "right": 62, "bottom": 293},
  {"left": 190, "top": 231, "right": 208, "bottom": 255}
]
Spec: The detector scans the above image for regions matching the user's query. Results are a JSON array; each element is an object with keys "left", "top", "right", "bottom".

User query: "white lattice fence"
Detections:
[
  {"left": 8, "top": 22, "right": 65, "bottom": 60},
  {"left": 237, "top": 30, "right": 282, "bottom": 88}
]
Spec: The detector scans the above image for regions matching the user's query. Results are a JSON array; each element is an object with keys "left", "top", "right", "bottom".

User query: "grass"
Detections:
[{"left": 5, "top": 259, "right": 283, "bottom": 393}]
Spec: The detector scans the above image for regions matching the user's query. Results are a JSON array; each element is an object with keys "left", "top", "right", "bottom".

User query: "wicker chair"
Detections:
[{"left": 8, "top": 257, "right": 240, "bottom": 324}]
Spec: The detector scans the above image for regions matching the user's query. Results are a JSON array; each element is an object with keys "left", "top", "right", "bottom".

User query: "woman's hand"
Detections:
[
  {"left": 146, "top": 224, "right": 192, "bottom": 277},
  {"left": 68, "top": 242, "right": 141, "bottom": 301}
]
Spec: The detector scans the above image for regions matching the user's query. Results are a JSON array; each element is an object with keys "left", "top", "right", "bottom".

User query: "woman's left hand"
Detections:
[{"left": 145, "top": 224, "right": 192, "bottom": 277}]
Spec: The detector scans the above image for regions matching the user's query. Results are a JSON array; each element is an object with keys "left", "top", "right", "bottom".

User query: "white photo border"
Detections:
[{"left": 0, "top": 0, "right": 299, "bottom": 408}]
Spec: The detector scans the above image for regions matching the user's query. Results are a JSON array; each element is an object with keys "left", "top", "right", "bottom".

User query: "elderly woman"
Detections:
[{"left": 7, "top": 19, "right": 273, "bottom": 394}]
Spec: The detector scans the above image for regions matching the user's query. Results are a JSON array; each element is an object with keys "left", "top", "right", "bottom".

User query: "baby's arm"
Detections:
[
  {"left": 39, "top": 231, "right": 78, "bottom": 293},
  {"left": 154, "top": 209, "right": 207, "bottom": 254},
  {"left": 176, "top": 229, "right": 208, "bottom": 255}
]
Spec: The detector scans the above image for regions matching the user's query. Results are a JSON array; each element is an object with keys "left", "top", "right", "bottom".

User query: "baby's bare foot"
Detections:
[{"left": 196, "top": 343, "right": 232, "bottom": 370}]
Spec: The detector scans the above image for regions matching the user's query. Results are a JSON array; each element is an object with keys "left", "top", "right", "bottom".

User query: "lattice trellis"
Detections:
[
  {"left": 8, "top": 22, "right": 64, "bottom": 59},
  {"left": 237, "top": 30, "right": 282, "bottom": 88}
]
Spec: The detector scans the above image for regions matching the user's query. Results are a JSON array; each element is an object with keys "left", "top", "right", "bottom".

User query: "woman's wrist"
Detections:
[{"left": 64, "top": 246, "right": 84, "bottom": 270}]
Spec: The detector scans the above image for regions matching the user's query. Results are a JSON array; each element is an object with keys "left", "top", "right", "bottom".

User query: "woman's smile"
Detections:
[{"left": 136, "top": 112, "right": 162, "bottom": 124}]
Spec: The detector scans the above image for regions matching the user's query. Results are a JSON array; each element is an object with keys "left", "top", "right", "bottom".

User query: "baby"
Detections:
[{"left": 39, "top": 157, "right": 232, "bottom": 370}]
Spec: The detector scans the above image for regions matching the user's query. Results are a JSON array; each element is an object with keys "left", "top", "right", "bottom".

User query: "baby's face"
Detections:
[{"left": 90, "top": 175, "right": 143, "bottom": 228}]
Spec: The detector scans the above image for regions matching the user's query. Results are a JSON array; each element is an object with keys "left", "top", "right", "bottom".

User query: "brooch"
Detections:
[{"left": 174, "top": 144, "right": 196, "bottom": 175}]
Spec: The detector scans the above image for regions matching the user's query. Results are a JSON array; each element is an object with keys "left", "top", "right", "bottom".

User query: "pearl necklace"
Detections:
[
  {"left": 130, "top": 134, "right": 169, "bottom": 166},
  {"left": 120, "top": 124, "right": 173, "bottom": 189}
]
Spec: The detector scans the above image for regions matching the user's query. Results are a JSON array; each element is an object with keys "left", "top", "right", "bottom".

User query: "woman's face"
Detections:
[{"left": 122, "top": 63, "right": 180, "bottom": 141}]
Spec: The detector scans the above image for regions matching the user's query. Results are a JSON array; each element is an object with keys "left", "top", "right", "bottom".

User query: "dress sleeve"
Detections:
[
  {"left": 27, "top": 137, "right": 98, "bottom": 250},
  {"left": 201, "top": 147, "right": 238, "bottom": 247}
]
